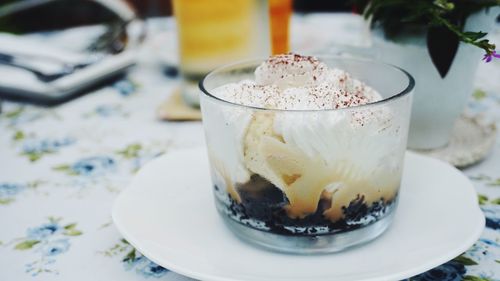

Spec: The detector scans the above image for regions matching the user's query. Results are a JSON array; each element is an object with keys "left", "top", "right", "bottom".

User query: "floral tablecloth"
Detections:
[{"left": 0, "top": 14, "right": 499, "bottom": 281}]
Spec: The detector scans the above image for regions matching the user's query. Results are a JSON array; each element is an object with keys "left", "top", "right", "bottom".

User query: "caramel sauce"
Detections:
[
  {"left": 282, "top": 174, "right": 302, "bottom": 185},
  {"left": 207, "top": 152, "right": 242, "bottom": 203}
]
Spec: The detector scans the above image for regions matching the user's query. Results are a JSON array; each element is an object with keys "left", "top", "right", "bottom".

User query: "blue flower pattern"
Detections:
[
  {"left": 125, "top": 255, "right": 169, "bottom": 278},
  {"left": 101, "top": 239, "right": 169, "bottom": 279},
  {"left": 0, "top": 106, "right": 44, "bottom": 127},
  {"left": 21, "top": 137, "right": 75, "bottom": 159},
  {"left": 71, "top": 156, "right": 116, "bottom": 176},
  {"left": 13, "top": 218, "right": 82, "bottom": 276},
  {"left": 27, "top": 223, "right": 61, "bottom": 240},
  {"left": 41, "top": 239, "right": 70, "bottom": 256},
  {"left": 112, "top": 79, "right": 138, "bottom": 97},
  {"left": 410, "top": 261, "right": 465, "bottom": 281},
  {"left": 84, "top": 104, "right": 129, "bottom": 118},
  {"left": 95, "top": 105, "right": 120, "bottom": 117},
  {"left": 482, "top": 206, "right": 500, "bottom": 230},
  {"left": 0, "top": 182, "right": 43, "bottom": 204},
  {"left": 0, "top": 183, "right": 25, "bottom": 204}
]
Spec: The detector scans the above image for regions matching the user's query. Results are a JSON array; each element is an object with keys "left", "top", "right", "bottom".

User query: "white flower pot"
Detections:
[{"left": 372, "top": 8, "right": 500, "bottom": 149}]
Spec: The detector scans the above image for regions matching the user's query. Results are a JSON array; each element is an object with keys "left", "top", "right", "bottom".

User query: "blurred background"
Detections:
[
  {"left": 0, "top": 0, "right": 497, "bottom": 108},
  {"left": 0, "top": 0, "right": 352, "bottom": 33},
  {"left": 0, "top": 0, "right": 359, "bottom": 107}
]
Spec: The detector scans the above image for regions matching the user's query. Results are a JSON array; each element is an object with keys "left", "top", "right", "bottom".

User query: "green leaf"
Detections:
[
  {"left": 27, "top": 180, "right": 43, "bottom": 189},
  {"left": 490, "top": 198, "right": 500, "bottom": 205},
  {"left": 472, "top": 89, "right": 487, "bottom": 101},
  {"left": 463, "top": 276, "right": 490, "bottom": 281},
  {"left": 23, "top": 152, "right": 42, "bottom": 162},
  {"left": 0, "top": 198, "right": 13, "bottom": 205},
  {"left": 433, "top": 0, "right": 455, "bottom": 11},
  {"left": 495, "top": 259, "right": 500, "bottom": 263},
  {"left": 14, "top": 240, "right": 40, "bottom": 250},
  {"left": 4, "top": 107, "right": 24, "bottom": 119},
  {"left": 64, "top": 223, "right": 76, "bottom": 229},
  {"left": 52, "top": 164, "right": 77, "bottom": 175},
  {"left": 12, "top": 130, "right": 25, "bottom": 141},
  {"left": 99, "top": 221, "right": 112, "bottom": 229},
  {"left": 116, "top": 143, "right": 142, "bottom": 159},
  {"left": 64, "top": 223, "right": 77, "bottom": 230},
  {"left": 53, "top": 164, "right": 70, "bottom": 171},
  {"left": 478, "top": 194, "right": 488, "bottom": 205},
  {"left": 454, "top": 255, "right": 478, "bottom": 265},
  {"left": 464, "top": 31, "right": 487, "bottom": 41},
  {"left": 63, "top": 224, "right": 82, "bottom": 236},
  {"left": 47, "top": 216, "right": 62, "bottom": 224},
  {"left": 427, "top": 25, "right": 460, "bottom": 78},
  {"left": 66, "top": 230, "right": 81, "bottom": 235},
  {"left": 487, "top": 179, "right": 500, "bottom": 187},
  {"left": 122, "top": 249, "right": 136, "bottom": 263}
]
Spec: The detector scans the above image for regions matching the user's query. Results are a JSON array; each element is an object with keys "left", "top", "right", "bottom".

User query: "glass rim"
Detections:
[{"left": 199, "top": 56, "right": 415, "bottom": 112}]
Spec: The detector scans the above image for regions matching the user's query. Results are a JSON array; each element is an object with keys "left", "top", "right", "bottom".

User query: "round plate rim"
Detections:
[{"left": 112, "top": 148, "right": 485, "bottom": 281}]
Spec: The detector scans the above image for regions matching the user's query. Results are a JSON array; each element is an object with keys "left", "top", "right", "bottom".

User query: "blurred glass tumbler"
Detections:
[
  {"left": 173, "top": 0, "right": 271, "bottom": 107},
  {"left": 199, "top": 58, "right": 414, "bottom": 253}
]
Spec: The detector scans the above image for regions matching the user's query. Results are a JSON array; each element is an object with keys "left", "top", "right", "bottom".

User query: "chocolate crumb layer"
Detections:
[{"left": 213, "top": 175, "right": 397, "bottom": 236}]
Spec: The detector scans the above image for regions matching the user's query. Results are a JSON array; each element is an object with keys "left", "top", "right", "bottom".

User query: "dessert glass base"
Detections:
[{"left": 219, "top": 208, "right": 395, "bottom": 254}]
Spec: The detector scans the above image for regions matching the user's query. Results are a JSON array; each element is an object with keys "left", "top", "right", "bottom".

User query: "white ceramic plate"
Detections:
[{"left": 112, "top": 148, "right": 484, "bottom": 281}]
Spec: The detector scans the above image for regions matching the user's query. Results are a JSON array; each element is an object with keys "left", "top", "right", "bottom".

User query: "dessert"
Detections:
[{"left": 200, "top": 54, "right": 413, "bottom": 251}]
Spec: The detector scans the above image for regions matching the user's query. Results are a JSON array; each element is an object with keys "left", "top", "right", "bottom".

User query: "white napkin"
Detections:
[{"left": 0, "top": 28, "right": 136, "bottom": 96}]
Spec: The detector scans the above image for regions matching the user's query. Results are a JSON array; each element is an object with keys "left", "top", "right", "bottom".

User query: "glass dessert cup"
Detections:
[{"left": 199, "top": 57, "right": 414, "bottom": 254}]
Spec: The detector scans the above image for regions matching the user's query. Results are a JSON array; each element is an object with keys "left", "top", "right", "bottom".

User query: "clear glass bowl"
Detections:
[{"left": 199, "top": 57, "right": 414, "bottom": 254}]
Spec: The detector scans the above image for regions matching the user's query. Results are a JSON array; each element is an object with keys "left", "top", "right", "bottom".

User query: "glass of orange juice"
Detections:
[{"left": 173, "top": 0, "right": 271, "bottom": 107}]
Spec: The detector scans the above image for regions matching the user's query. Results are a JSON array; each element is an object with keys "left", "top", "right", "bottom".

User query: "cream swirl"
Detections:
[{"left": 215, "top": 54, "right": 382, "bottom": 110}]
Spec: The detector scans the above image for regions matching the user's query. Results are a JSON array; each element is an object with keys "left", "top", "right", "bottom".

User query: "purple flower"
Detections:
[{"left": 483, "top": 50, "right": 500, "bottom": 62}]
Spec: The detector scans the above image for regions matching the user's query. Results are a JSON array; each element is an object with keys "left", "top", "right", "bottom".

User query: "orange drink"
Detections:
[
  {"left": 173, "top": 0, "right": 270, "bottom": 106},
  {"left": 269, "top": 0, "right": 292, "bottom": 54}
]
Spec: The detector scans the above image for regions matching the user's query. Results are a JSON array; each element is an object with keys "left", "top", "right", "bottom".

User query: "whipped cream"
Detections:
[
  {"left": 213, "top": 53, "right": 382, "bottom": 110},
  {"left": 206, "top": 54, "right": 404, "bottom": 218}
]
